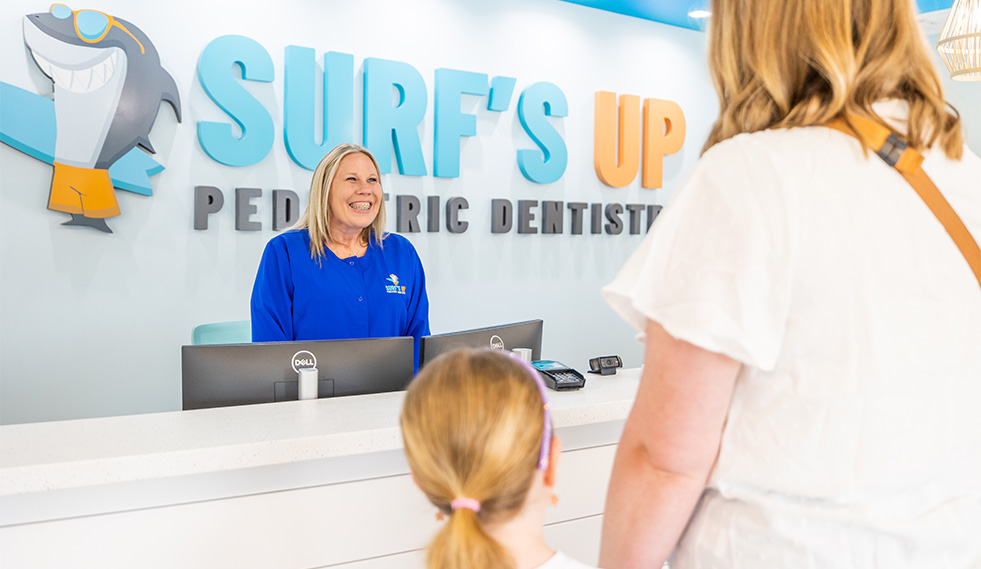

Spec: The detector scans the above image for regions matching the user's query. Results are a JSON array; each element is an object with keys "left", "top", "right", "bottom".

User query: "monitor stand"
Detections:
[{"left": 274, "top": 379, "right": 336, "bottom": 401}]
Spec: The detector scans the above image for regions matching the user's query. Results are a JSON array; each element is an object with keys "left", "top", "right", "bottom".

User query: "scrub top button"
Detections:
[
  {"left": 358, "top": 296, "right": 363, "bottom": 301},
  {"left": 349, "top": 261, "right": 354, "bottom": 266}
]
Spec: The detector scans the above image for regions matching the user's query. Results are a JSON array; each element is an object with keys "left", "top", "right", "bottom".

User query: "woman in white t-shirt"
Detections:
[
  {"left": 401, "top": 349, "right": 598, "bottom": 569},
  {"left": 598, "top": 0, "right": 981, "bottom": 567}
]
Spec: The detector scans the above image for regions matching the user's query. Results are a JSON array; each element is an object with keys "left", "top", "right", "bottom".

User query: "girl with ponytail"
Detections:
[{"left": 400, "top": 349, "right": 599, "bottom": 569}]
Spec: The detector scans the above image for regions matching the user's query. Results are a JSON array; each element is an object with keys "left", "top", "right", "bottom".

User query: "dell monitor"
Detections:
[
  {"left": 181, "top": 337, "right": 414, "bottom": 410},
  {"left": 419, "top": 319, "right": 544, "bottom": 369}
]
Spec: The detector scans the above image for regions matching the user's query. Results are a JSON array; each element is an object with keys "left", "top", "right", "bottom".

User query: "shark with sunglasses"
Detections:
[{"left": 22, "top": 4, "right": 181, "bottom": 233}]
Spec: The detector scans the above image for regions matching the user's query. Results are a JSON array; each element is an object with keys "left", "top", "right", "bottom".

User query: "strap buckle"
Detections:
[{"left": 876, "top": 133, "right": 907, "bottom": 167}]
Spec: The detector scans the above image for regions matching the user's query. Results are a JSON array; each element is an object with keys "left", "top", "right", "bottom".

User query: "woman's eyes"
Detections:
[{"left": 344, "top": 176, "right": 378, "bottom": 183}]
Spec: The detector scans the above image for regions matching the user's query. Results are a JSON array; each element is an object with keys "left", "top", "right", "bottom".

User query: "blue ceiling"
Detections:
[{"left": 559, "top": 0, "right": 955, "bottom": 31}]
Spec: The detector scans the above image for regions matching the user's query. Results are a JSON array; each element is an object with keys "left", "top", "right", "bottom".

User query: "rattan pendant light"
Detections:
[{"left": 936, "top": 0, "right": 981, "bottom": 81}]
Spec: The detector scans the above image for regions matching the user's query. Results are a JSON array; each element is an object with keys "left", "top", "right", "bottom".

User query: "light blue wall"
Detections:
[
  {"left": 0, "top": 0, "right": 715, "bottom": 424},
  {"left": 1, "top": 1, "right": 977, "bottom": 425}
]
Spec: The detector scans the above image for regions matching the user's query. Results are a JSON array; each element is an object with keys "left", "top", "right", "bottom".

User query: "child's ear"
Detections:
[{"left": 544, "top": 436, "right": 562, "bottom": 487}]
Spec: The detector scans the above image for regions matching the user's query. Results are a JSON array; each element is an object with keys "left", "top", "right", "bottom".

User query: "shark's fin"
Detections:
[
  {"left": 160, "top": 71, "right": 182, "bottom": 123},
  {"left": 137, "top": 136, "right": 155, "bottom": 153}
]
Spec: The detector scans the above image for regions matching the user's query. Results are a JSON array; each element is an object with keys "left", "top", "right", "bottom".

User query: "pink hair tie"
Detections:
[{"left": 450, "top": 497, "right": 481, "bottom": 513}]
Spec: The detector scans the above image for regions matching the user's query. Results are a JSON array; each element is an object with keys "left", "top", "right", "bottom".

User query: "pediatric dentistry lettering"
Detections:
[{"left": 192, "top": 35, "right": 682, "bottom": 235}]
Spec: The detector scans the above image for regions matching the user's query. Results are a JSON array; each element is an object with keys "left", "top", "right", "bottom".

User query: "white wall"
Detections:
[
  {"left": 3, "top": 1, "right": 976, "bottom": 425},
  {"left": 929, "top": 34, "right": 981, "bottom": 151},
  {"left": 0, "top": 0, "right": 715, "bottom": 423}
]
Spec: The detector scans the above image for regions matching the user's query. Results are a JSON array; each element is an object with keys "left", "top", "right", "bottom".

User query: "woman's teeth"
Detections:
[{"left": 350, "top": 202, "right": 371, "bottom": 211}]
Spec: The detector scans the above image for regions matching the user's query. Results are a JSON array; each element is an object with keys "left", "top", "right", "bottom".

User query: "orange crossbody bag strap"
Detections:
[{"left": 827, "top": 114, "right": 981, "bottom": 291}]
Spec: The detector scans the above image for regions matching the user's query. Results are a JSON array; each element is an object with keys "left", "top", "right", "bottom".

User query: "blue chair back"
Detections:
[{"left": 192, "top": 320, "right": 252, "bottom": 345}]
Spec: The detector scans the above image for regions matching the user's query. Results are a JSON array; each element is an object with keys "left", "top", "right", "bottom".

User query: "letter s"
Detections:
[
  {"left": 516, "top": 82, "right": 568, "bottom": 184},
  {"left": 197, "top": 35, "right": 274, "bottom": 167}
]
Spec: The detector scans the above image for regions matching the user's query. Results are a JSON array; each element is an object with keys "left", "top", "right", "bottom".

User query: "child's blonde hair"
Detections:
[{"left": 400, "top": 349, "right": 548, "bottom": 569}]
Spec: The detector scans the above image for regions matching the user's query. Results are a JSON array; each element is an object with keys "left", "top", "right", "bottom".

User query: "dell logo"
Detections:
[
  {"left": 291, "top": 350, "right": 317, "bottom": 373},
  {"left": 489, "top": 335, "right": 504, "bottom": 350}
]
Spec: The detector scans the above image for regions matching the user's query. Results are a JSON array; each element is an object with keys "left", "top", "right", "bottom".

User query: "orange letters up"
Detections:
[{"left": 593, "top": 91, "right": 685, "bottom": 189}]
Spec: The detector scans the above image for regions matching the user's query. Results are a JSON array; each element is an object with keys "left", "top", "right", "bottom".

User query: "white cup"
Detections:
[
  {"left": 512, "top": 348, "right": 533, "bottom": 363},
  {"left": 298, "top": 368, "right": 318, "bottom": 400}
]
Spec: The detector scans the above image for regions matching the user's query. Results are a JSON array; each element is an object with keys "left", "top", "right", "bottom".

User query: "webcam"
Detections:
[{"left": 588, "top": 355, "right": 623, "bottom": 376}]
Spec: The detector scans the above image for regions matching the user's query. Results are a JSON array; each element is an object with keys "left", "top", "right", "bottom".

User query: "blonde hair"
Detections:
[
  {"left": 293, "top": 143, "right": 387, "bottom": 260},
  {"left": 400, "top": 349, "right": 547, "bottom": 569},
  {"left": 703, "top": 0, "right": 962, "bottom": 159}
]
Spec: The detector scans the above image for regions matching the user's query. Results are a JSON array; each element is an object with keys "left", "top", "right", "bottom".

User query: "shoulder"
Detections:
[
  {"left": 380, "top": 231, "right": 412, "bottom": 247},
  {"left": 703, "top": 126, "right": 843, "bottom": 170},
  {"left": 378, "top": 232, "right": 421, "bottom": 258},
  {"left": 688, "top": 126, "right": 849, "bottom": 203},
  {"left": 263, "top": 229, "right": 307, "bottom": 248},
  {"left": 372, "top": 233, "right": 425, "bottom": 276},
  {"left": 656, "top": 129, "right": 832, "bottom": 240},
  {"left": 259, "top": 230, "right": 314, "bottom": 271},
  {"left": 535, "top": 552, "right": 598, "bottom": 569},
  {"left": 263, "top": 229, "right": 310, "bottom": 254}
]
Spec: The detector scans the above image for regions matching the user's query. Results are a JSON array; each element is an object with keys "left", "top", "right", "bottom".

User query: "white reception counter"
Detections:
[{"left": 0, "top": 368, "right": 641, "bottom": 568}]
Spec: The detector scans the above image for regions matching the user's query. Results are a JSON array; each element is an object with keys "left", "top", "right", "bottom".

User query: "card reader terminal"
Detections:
[{"left": 531, "top": 360, "right": 586, "bottom": 391}]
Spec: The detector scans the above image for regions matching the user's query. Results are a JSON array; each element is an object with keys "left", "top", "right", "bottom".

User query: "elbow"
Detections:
[{"left": 617, "top": 431, "right": 717, "bottom": 490}]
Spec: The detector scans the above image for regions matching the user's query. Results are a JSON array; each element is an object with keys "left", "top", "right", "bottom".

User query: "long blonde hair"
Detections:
[
  {"left": 400, "top": 349, "right": 547, "bottom": 569},
  {"left": 703, "top": 0, "right": 962, "bottom": 158},
  {"left": 293, "top": 143, "right": 387, "bottom": 260}
]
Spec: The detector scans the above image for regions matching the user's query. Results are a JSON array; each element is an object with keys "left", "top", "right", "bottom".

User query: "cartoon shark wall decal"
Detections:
[{"left": 19, "top": 4, "right": 181, "bottom": 233}]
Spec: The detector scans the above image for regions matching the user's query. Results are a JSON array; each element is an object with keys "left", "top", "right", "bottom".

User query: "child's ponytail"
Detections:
[
  {"left": 427, "top": 505, "right": 514, "bottom": 569},
  {"left": 401, "top": 349, "right": 548, "bottom": 569}
]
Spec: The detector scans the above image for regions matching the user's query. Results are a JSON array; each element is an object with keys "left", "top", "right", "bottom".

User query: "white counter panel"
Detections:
[
  {"left": 0, "top": 442, "right": 620, "bottom": 568},
  {"left": 0, "top": 370, "right": 639, "bottom": 496},
  {"left": 2, "top": 471, "right": 435, "bottom": 569},
  {"left": 0, "top": 369, "right": 641, "bottom": 568}
]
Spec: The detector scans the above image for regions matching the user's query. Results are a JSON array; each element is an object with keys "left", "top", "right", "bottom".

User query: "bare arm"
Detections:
[{"left": 599, "top": 320, "right": 741, "bottom": 568}]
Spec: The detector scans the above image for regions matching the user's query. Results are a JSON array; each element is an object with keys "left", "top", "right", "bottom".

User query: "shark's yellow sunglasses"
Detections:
[{"left": 49, "top": 4, "right": 144, "bottom": 54}]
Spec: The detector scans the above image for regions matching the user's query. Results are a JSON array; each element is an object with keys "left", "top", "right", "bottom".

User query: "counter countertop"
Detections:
[{"left": 0, "top": 368, "right": 641, "bottom": 496}]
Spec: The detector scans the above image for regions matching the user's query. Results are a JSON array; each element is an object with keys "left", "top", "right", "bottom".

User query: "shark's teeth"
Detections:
[
  {"left": 91, "top": 54, "right": 109, "bottom": 84},
  {"left": 73, "top": 67, "right": 93, "bottom": 91},
  {"left": 35, "top": 57, "right": 54, "bottom": 78},
  {"left": 30, "top": 51, "right": 56, "bottom": 79},
  {"left": 51, "top": 65, "right": 73, "bottom": 91},
  {"left": 30, "top": 49, "right": 118, "bottom": 94}
]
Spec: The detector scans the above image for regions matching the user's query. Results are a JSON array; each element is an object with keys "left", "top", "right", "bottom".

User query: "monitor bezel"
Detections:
[
  {"left": 418, "top": 319, "right": 544, "bottom": 369},
  {"left": 181, "top": 336, "right": 415, "bottom": 410}
]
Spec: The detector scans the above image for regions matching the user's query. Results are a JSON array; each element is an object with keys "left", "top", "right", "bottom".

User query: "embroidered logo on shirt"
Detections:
[{"left": 385, "top": 274, "right": 406, "bottom": 295}]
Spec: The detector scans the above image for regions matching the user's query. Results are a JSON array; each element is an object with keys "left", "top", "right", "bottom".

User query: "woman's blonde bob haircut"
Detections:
[
  {"left": 703, "top": 0, "right": 962, "bottom": 158},
  {"left": 400, "top": 349, "right": 547, "bottom": 569},
  {"left": 292, "top": 143, "right": 387, "bottom": 260}
]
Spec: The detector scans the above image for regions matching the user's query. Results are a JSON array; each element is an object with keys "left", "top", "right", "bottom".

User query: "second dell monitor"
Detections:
[{"left": 419, "top": 319, "right": 543, "bottom": 369}]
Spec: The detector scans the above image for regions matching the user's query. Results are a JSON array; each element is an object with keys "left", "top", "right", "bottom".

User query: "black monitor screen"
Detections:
[
  {"left": 181, "top": 337, "right": 414, "bottom": 410},
  {"left": 419, "top": 319, "right": 543, "bottom": 369}
]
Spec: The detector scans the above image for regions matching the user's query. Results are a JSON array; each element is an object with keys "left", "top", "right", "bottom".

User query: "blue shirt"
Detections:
[{"left": 250, "top": 230, "right": 430, "bottom": 367}]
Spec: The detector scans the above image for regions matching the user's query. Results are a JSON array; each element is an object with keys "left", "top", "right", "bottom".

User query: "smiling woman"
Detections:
[
  {"left": 250, "top": 143, "right": 431, "bottom": 367},
  {"left": 325, "top": 152, "right": 383, "bottom": 259}
]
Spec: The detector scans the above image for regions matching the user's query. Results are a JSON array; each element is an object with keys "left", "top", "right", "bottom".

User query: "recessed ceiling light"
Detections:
[{"left": 688, "top": 9, "right": 712, "bottom": 18}]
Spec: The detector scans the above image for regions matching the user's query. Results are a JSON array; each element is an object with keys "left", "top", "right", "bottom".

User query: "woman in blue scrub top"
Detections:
[{"left": 250, "top": 143, "right": 430, "bottom": 365}]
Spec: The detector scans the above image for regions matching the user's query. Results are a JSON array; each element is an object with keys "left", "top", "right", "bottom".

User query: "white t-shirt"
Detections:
[
  {"left": 536, "top": 551, "right": 600, "bottom": 569},
  {"left": 604, "top": 102, "right": 981, "bottom": 568}
]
